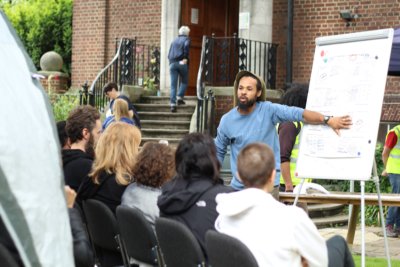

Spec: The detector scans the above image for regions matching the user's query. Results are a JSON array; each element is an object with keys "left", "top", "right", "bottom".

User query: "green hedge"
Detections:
[{"left": 2, "top": 0, "right": 72, "bottom": 74}]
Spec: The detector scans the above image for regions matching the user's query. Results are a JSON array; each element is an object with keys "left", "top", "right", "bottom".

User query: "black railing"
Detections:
[
  {"left": 196, "top": 89, "right": 216, "bottom": 136},
  {"left": 83, "top": 38, "right": 160, "bottom": 111},
  {"left": 203, "top": 34, "right": 278, "bottom": 88}
]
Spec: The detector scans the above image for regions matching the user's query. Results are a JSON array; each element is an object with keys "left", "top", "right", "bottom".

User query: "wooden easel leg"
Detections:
[{"left": 346, "top": 205, "right": 360, "bottom": 245}]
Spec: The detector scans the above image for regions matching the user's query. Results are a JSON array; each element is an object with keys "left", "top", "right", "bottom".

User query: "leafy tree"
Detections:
[{"left": 1, "top": 0, "right": 72, "bottom": 74}]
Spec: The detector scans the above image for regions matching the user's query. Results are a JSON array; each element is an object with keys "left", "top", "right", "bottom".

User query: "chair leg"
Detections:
[
  {"left": 155, "top": 246, "right": 165, "bottom": 267},
  {"left": 115, "top": 234, "right": 130, "bottom": 267}
]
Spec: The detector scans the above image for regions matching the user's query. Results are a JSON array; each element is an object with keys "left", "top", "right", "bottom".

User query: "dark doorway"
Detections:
[{"left": 180, "top": 0, "right": 239, "bottom": 96}]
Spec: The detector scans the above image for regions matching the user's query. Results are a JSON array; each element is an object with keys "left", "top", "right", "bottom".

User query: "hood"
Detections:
[
  {"left": 216, "top": 188, "right": 270, "bottom": 216},
  {"left": 62, "top": 149, "right": 93, "bottom": 167},
  {"left": 233, "top": 70, "right": 267, "bottom": 108},
  {"left": 157, "top": 177, "right": 216, "bottom": 215}
]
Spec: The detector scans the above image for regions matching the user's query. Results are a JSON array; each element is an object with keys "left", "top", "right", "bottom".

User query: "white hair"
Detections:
[{"left": 179, "top": 26, "right": 190, "bottom": 36}]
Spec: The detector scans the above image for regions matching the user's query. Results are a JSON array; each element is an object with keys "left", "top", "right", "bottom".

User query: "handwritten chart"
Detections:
[{"left": 296, "top": 29, "right": 394, "bottom": 180}]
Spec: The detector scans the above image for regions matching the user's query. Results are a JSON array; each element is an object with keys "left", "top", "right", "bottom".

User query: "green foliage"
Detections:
[
  {"left": 353, "top": 255, "right": 400, "bottom": 267},
  {"left": 2, "top": 0, "right": 72, "bottom": 74},
  {"left": 50, "top": 92, "right": 79, "bottom": 122}
]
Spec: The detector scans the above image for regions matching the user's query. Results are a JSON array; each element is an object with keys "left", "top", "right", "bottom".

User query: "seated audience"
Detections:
[
  {"left": 77, "top": 122, "right": 141, "bottom": 267},
  {"left": 102, "top": 98, "right": 137, "bottom": 131},
  {"left": 157, "top": 133, "right": 233, "bottom": 257},
  {"left": 56, "top": 120, "right": 71, "bottom": 149},
  {"left": 77, "top": 122, "right": 141, "bottom": 213},
  {"left": 215, "top": 142, "right": 355, "bottom": 267},
  {"left": 122, "top": 142, "right": 175, "bottom": 228},
  {"left": 63, "top": 106, "right": 102, "bottom": 191}
]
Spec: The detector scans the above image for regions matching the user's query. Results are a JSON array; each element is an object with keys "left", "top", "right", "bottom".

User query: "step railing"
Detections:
[
  {"left": 81, "top": 38, "right": 160, "bottom": 111},
  {"left": 195, "top": 34, "right": 278, "bottom": 135},
  {"left": 203, "top": 34, "right": 278, "bottom": 88}
]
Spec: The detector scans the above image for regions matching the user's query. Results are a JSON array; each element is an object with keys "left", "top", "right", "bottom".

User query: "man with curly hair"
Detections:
[{"left": 63, "top": 105, "right": 101, "bottom": 191}]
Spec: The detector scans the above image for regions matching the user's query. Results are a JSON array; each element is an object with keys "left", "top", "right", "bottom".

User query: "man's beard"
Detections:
[
  {"left": 237, "top": 97, "right": 256, "bottom": 111},
  {"left": 85, "top": 134, "right": 95, "bottom": 158}
]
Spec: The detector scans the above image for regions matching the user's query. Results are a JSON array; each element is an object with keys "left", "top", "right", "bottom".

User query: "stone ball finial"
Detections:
[{"left": 40, "top": 51, "right": 63, "bottom": 71}]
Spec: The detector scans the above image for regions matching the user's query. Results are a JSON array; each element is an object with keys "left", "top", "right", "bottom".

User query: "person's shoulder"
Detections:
[{"left": 118, "top": 94, "right": 131, "bottom": 103}]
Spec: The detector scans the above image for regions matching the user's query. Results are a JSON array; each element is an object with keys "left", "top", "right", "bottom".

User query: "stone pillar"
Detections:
[
  {"left": 160, "top": 0, "right": 180, "bottom": 95},
  {"left": 239, "top": 0, "right": 273, "bottom": 42}
]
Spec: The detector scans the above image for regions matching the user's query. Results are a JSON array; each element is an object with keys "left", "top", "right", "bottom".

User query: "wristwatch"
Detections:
[{"left": 323, "top": 115, "right": 332, "bottom": 124}]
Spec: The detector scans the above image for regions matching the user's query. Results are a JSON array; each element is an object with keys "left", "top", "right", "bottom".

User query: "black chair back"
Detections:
[
  {"left": 116, "top": 205, "right": 162, "bottom": 266},
  {"left": 155, "top": 217, "right": 206, "bottom": 267},
  {"left": 0, "top": 243, "right": 19, "bottom": 267},
  {"left": 205, "top": 230, "right": 258, "bottom": 267},
  {"left": 82, "top": 199, "right": 128, "bottom": 267}
]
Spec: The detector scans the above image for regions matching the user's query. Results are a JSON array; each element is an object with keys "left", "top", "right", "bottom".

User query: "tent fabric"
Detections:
[
  {"left": 0, "top": 11, "right": 74, "bottom": 267},
  {"left": 388, "top": 27, "right": 400, "bottom": 76}
]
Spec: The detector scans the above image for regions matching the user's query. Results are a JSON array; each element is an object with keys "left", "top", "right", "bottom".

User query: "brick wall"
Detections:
[
  {"left": 272, "top": 0, "right": 400, "bottom": 121},
  {"left": 71, "top": 0, "right": 161, "bottom": 88},
  {"left": 71, "top": 0, "right": 107, "bottom": 89}
]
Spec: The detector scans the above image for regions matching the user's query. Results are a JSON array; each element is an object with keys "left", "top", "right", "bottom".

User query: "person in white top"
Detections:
[{"left": 215, "top": 142, "right": 354, "bottom": 267}]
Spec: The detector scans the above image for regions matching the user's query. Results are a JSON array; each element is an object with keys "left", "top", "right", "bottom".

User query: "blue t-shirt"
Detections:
[{"left": 215, "top": 101, "right": 304, "bottom": 190}]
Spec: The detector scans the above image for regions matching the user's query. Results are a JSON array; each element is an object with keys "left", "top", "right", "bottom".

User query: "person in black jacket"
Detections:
[
  {"left": 157, "top": 133, "right": 233, "bottom": 257},
  {"left": 63, "top": 106, "right": 102, "bottom": 192}
]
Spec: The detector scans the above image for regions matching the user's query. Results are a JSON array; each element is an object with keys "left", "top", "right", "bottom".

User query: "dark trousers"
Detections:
[{"left": 327, "top": 235, "right": 355, "bottom": 267}]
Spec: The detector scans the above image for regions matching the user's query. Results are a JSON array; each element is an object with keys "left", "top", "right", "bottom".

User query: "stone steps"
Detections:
[
  {"left": 135, "top": 103, "right": 196, "bottom": 113},
  {"left": 312, "top": 213, "right": 348, "bottom": 229},
  {"left": 135, "top": 96, "right": 196, "bottom": 147},
  {"left": 140, "top": 120, "right": 190, "bottom": 130}
]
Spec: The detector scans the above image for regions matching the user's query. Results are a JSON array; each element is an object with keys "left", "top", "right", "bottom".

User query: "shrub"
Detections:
[
  {"left": 2, "top": 0, "right": 72, "bottom": 74},
  {"left": 50, "top": 92, "right": 79, "bottom": 122}
]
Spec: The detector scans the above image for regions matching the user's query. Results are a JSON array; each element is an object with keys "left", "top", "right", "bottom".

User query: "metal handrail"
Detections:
[
  {"left": 196, "top": 36, "right": 207, "bottom": 100},
  {"left": 89, "top": 38, "right": 124, "bottom": 93}
]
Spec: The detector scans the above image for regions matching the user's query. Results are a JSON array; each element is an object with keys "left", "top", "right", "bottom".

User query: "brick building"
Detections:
[{"left": 72, "top": 0, "right": 400, "bottom": 125}]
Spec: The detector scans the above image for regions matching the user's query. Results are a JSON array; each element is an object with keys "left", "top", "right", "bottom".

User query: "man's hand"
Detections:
[
  {"left": 327, "top": 115, "right": 352, "bottom": 135},
  {"left": 65, "top": 186, "right": 77, "bottom": 208},
  {"left": 382, "top": 169, "right": 388, "bottom": 176}
]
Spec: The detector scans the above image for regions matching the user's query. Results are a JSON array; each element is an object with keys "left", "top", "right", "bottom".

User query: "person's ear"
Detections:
[
  {"left": 256, "top": 89, "right": 262, "bottom": 98},
  {"left": 82, "top": 128, "right": 90, "bottom": 140}
]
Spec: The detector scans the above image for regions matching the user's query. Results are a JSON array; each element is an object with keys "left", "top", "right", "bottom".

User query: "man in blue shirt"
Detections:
[
  {"left": 168, "top": 26, "right": 190, "bottom": 112},
  {"left": 215, "top": 70, "right": 352, "bottom": 199}
]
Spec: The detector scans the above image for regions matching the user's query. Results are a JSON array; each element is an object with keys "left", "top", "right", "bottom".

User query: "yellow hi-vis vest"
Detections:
[
  {"left": 386, "top": 125, "right": 400, "bottom": 174},
  {"left": 279, "top": 122, "right": 311, "bottom": 186}
]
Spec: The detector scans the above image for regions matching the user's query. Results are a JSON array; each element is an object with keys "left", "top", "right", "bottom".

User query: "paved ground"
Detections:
[{"left": 319, "top": 226, "right": 400, "bottom": 261}]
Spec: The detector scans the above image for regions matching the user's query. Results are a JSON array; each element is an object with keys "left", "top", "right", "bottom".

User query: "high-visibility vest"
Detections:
[
  {"left": 386, "top": 125, "right": 400, "bottom": 174},
  {"left": 279, "top": 122, "right": 311, "bottom": 186}
]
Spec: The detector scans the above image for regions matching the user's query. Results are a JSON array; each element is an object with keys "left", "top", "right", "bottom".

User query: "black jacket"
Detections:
[
  {"left": 157, "top": 176, "right": 233, "bottom": 255},
  {"left": 62, "top": 149, "right": 93, "bottom": 192},
  {"left": 77, "top": 172, "right": 127, "bottom": 214}
]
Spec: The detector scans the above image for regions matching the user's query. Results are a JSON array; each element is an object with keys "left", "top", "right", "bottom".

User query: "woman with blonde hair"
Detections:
[
  {"left": 77, "top": 122, "right": 142, "bottom": 213},
  {"left": 102, "top": 98, "right": 137, "bottom": 130}
]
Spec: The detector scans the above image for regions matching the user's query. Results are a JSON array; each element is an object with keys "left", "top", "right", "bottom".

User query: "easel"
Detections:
[{"left": 293, "top": 160, "right": 392, "bottom": 267}]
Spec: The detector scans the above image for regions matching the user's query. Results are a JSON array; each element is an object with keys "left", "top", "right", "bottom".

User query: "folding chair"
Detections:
[
  {"left": 155, "top": 217, "right": 206, "bottom": 267},
  {"left": 205, "top": 230, "right": 258, "bottom": 267},
  {"left": 116, "top": 205, "right": 163, "bottom": 267},
  {"left": 82, "top": 199, "right": 128, "bottom": 267}
]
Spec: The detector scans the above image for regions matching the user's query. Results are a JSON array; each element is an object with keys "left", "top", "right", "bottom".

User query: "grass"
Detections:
[{"left": 353, "top": 255, "right": 400, "bottom": 267}]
